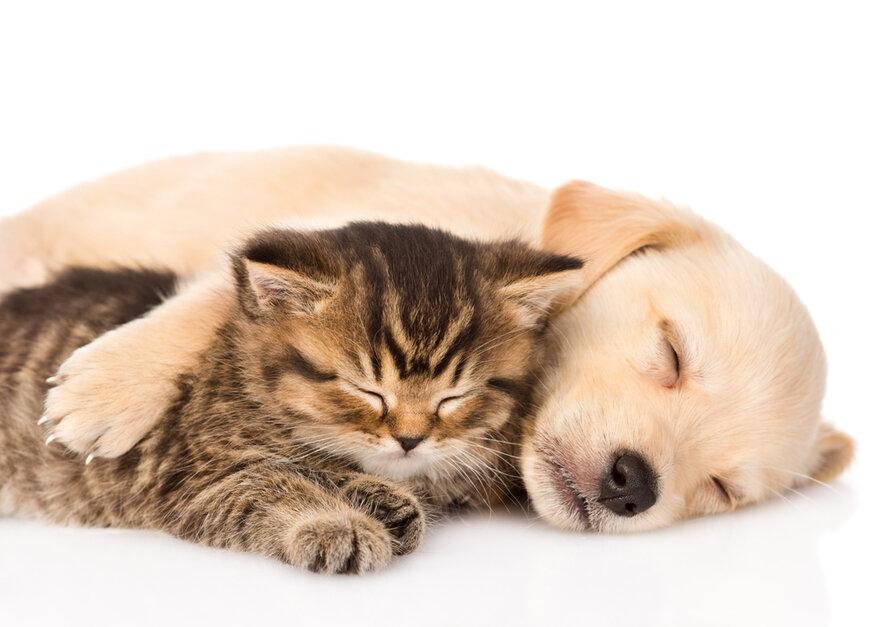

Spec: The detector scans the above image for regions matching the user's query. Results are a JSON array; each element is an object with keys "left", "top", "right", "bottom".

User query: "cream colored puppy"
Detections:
[
  {"left": 0, "top": 147, "right": 852, "bottom": 532},
  {"left": 524, "top": 183, "right": 852, "bottom": 531}
]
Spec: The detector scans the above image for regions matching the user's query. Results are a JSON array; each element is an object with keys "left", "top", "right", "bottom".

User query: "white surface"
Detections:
[
  {"left": 0, "top": 2, "right": 881, "bottom": 626},
  {"left": 0, "top": 489, "right": 861, "bottom": 627}
]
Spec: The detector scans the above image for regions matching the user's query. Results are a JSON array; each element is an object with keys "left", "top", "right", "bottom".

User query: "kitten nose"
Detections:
[
  {"left": 396, "top": 436, "right": 425, "bottom": 453},
  {"left": 598, "top": 452, "right": 658, "bottom": 517}
]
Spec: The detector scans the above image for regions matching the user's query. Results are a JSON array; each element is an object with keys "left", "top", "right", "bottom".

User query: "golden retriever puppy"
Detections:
[
  {"left": 0, "top": 148, "right": 853, "bottom": 531},
  {"left": 524, "top": 182, "right": 853, "bottom": 531}
]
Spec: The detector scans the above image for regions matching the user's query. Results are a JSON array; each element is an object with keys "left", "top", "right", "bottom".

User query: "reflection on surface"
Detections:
[
  {"left": 516, "top": 486, "right": 855, "bottom": 626},
  {"left": 352, "top": 485, "right": 856, "bottom": 626},
  {"left": 0, "top": 484, "right": 856, "bottom": 627}
]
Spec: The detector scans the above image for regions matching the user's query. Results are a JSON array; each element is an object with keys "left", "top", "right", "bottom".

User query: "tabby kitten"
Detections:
[{"left": 0, "top": 222, "right": 583, "bottom": 573}]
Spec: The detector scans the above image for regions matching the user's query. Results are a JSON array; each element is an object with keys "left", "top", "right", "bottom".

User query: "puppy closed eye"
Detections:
[
  {"left": 648, "top": 320, "right": 682, "bottom": 388},
  {"left": 648, "top": 338, "right": 680, "bottom": 388},
  {"left": 710, "top": 476, "right": 738, "bottom": 508}
]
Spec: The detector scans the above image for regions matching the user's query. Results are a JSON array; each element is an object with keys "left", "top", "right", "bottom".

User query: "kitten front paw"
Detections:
[
  {"left": 287, "top": 511, "right": 393, "bottom": 575},
  {"left": 43, "top": 336, "right": 177, "bottom": 458},
  {"left": 341, "top": 477, "right": 426, "bottom": 556}
]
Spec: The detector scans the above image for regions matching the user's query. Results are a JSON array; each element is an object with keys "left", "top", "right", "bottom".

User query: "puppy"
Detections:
[
  {"left": 523, "top": 182, "right": 852, "bottom": 531},
  {"left": 0, "top": 148, "right": 853, "bottom": 531}
]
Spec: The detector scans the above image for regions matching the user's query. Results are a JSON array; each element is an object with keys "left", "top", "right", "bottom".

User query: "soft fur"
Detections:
[
  {"left": 0, "top": 223, "right": 582, "bottom": 573},
  {"left": 523, "top": 182, "right": 852, "bottom": 531},
  {"left": 0, "top": 147, "right": 853, "bottom": 534}
]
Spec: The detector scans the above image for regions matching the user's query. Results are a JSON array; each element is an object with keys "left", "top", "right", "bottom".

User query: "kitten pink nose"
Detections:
[{"left": 396, "top": 436, "right": 425, "bottom": 452}]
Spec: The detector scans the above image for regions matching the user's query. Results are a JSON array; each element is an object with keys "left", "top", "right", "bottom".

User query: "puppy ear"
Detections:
[
  {"left": 488, "top": 245, "right": 586, "bottom": 327},
  {"left": 808, "top": 422, "right": 855, "bottom": 483},
  {"left": 541, "top": 181, "right": 704, "bottom": 291},
  {"left": 232, "top": 228, "right": 339, "bottom": 318}
]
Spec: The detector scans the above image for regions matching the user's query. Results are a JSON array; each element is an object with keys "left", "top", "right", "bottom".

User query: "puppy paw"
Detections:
[
  {"left": 42, "top": 335, "right": 178, "bottom": 458},
  {"left": 341, "top": 476, "right": 426, "bottom": 556},
  {"left": 287, "top": 511, "right": 393, "bottom": 575}
]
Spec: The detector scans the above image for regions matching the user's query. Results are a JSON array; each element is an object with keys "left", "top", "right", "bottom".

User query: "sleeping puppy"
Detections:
[
  {"left": 523, "top": 182, "right": 853, "bottom": 531},
  {"left": 0, "top": 148, "right": 853, "bottom": 532}
]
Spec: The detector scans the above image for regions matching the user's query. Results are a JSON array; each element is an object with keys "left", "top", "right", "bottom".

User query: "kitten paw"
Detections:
[
  {"left": 287, "top": 511, "right": 393, "bottom": 575},
  {"left": 42, "top": 336, "right": 177, "bottom": 458},
  {"left": 342, "top": 476, "right": 426, "bottom": 556}
]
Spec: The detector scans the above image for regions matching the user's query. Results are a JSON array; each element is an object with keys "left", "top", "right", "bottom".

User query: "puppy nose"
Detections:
[
  {"left": 396, "top": 436, "right": 425, "bottom": 452},
  {"left": 598, "top": 452, "right": 657, "bottom": 517}
]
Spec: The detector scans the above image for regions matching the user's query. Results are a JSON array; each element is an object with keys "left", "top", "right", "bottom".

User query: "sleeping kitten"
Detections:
[{"left": 0, "top": 222, "right": 582, "bottom": 573}]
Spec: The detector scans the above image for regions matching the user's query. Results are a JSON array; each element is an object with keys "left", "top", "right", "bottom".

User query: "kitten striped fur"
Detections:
[{"left": 0, "top": 222, "right": 583, "bottom": 573}]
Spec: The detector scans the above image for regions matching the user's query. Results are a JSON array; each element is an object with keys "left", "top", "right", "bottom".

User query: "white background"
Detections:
[{"left": 1, "top": 2, "right": 881, "bottom": 626}]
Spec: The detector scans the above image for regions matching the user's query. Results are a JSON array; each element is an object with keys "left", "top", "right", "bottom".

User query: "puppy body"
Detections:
[
  {"left": 0, "top": 147, "right": 852, "bottom": 532},
  {"left": 0, "top": 147, "right": 547, "bottom": 289}
]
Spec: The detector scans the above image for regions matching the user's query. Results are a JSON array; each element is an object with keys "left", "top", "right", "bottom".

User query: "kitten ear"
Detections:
[
  {"left": 232, "top": 229, "right": 339, "bottom": 318},
  {"left": 234, "top": 258, "right": 335, "bottom": 317},
  {"left": 807, "top": 422, "right": 855, "bottom": 484},
  {"left": 498, "top": 269, "right": 586, "bottom": 327},
  {"left": 491, "top": 248, "right": 586, "bottom": 327}
]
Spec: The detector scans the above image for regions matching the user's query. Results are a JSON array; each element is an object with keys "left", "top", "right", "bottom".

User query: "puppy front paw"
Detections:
[
  {"left": 287, "top": 511, "right": 393, "bottom": 575},
  {"left": 341, "top": 476, "right": 426, "bottom": 556},
  {"left": 42, "top": 337, "right": 178, "bottom": 459}
]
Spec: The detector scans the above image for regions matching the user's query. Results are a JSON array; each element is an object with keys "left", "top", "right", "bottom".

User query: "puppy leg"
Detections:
[{"left": 44, "top": 270, "right": 234, "bottom": 458}]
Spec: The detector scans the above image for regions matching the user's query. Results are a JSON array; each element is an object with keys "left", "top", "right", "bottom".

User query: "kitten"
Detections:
[{"left": 0, "top": 222, "right": 582, "bottom": 573}]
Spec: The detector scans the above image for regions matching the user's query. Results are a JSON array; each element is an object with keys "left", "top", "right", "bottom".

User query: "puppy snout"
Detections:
[{"left": 598, "top": 452, "right": 657, "bottom": 517}]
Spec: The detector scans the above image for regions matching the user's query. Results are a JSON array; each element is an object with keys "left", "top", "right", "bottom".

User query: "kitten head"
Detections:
[{"left": 231, "top": 222, "right": 584, "bottom": 481}]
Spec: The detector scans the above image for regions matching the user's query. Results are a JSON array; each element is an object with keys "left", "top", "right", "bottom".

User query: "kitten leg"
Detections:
[
  {"left": 339, "top": 474, "right": 427, "bottom": 556},
  {"left": 44, "top": 270, "right": 233, "bottom": 457},
  {"left": 162, "top": 464, "right": 394, "bottom": 574}
]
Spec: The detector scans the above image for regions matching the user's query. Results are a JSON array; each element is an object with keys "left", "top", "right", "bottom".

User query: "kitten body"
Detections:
[{"left": 0, "top": 223, "right": 582, "bottom": 573}]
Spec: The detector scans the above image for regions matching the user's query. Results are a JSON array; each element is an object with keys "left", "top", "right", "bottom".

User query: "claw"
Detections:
[
  {"left": 45, "top": 433, "right": 58, "bottom": 445},
  {"left": 37, "top": 414, "right": 51, "bottom": 426},
  {"left": 85, "top": 453, "right": 95, "bottom": 465},
  {"left": 46, "top": 375, "right": 61, "bottom": 386}
]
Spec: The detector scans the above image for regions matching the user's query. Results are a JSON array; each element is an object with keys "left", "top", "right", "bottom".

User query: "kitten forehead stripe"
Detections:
[
  {"left": 430, "top": 314, "right": 480, "bottom": 380},
  {"left": 382, "top": 326, "right": 408, "bottom": 376},
  {"left": 282, "top": 347, "right": 337, "bottom": 382}
]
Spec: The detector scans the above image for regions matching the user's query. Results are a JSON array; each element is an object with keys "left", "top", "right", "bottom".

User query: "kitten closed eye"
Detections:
[
  {"left": 435, "top": 395, "right": 468, "bottom": 418},
  {"left": 348, "top": 385, "right": 388, "bottom": 417}
]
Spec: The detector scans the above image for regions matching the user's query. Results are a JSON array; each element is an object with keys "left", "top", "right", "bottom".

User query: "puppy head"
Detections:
[{"left": 523, "top": 181, "right": 854, "bottom": 532}]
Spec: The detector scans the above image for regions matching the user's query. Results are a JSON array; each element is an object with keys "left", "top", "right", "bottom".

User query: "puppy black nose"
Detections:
[
  {"left": 598, "top": 452, "right": 658, "bottom": 517},
  {"left": 396, "top": 436, "right": 425, "bottom": 452}
]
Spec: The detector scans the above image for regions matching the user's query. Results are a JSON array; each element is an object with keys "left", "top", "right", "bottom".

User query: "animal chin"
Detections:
[{"left": 359, "top": 450, "right": 433, "bottom": 480}]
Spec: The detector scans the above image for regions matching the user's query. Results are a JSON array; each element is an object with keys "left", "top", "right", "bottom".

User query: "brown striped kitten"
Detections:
[{"left": 0, "top": 222, "right": 583, "bottom": 574}]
